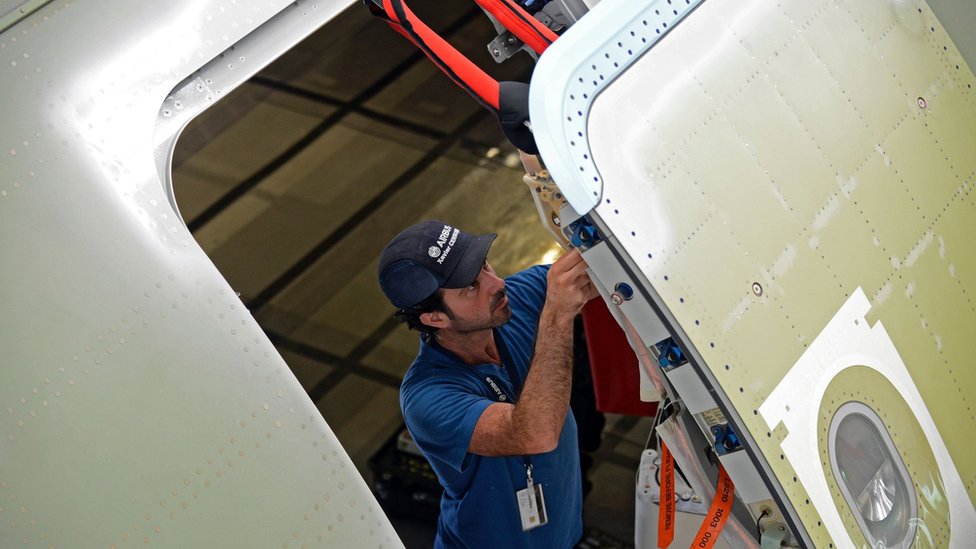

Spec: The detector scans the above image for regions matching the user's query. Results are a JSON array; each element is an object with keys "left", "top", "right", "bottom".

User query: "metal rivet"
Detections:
[{"left": 752, "top": 282, "right": 763, "bottom": 296}]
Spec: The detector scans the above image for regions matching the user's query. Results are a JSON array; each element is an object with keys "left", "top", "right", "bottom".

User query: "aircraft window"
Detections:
[{"left": 828, "top": 402, "right": 917, "bottom": 549}]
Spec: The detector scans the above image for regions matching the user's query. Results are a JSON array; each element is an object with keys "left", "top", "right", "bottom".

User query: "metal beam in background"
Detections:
[{"left": 185, "top": 5, "right": 486, "bottom": 233}]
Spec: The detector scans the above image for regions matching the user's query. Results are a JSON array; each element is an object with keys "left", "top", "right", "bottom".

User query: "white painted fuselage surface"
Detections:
[{"left": 0, "top": 1, "right": 401, "bottom": 547}]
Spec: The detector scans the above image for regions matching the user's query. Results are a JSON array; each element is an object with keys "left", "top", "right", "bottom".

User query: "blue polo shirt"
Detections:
[{"left": 400, "top": 265, "right": 582, "bottom": 549}]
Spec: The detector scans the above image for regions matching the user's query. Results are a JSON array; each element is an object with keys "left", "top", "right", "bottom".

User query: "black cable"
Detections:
[{"left": 756, "top": 508, "right": 771, "bottom": 540}]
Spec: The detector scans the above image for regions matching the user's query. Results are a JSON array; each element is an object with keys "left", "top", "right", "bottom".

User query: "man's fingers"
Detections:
[
  {"left": 552, "top": 248, "right": 583, "bottom": 270},
  {"left": 547, "top": 248, "right": 602, "bottom": 311}
]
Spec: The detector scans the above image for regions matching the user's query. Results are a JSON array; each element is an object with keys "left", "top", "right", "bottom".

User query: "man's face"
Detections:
[{"left": 440, "top": 261, "right": 511, "bottom": 334}]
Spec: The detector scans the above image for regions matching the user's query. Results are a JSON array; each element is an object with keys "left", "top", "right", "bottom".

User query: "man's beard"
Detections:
[{"left": 448, "top": 289, "right": 511, "bottom": 334}]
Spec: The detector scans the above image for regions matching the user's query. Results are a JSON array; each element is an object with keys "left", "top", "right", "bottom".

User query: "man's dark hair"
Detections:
[{"left": 393, "top": 290, "right": 452, "bottom": 341}]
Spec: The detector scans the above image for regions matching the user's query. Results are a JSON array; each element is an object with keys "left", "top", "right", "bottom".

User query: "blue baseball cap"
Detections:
[{"left": 378, "top": 220, "right": 497, "bottom": 309}]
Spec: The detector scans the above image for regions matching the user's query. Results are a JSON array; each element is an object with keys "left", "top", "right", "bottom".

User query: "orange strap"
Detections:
[
  {"left": 381, "top": 0, "right": 501, "bottom": 111},
  {"left": 690, "top": 464, "right": 734, "bottom": 549},
  {"left": 658, "top": 442, "right": 675, "bottom": 548}
]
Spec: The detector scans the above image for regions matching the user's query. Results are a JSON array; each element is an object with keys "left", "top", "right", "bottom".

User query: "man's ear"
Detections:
[{"left": 419, "top": 310, "right": 451, "bottom": 330}]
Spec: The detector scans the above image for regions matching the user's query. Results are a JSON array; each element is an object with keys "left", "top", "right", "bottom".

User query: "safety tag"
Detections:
[
  {"left": 516, "top": 466, "right": 548, "bottom": 531},
  {"left": 657, "top": 442, "right": 675, "bottom": 548},
  {"left": 691, "top": 464, "right": 734, "bottom": 549}
]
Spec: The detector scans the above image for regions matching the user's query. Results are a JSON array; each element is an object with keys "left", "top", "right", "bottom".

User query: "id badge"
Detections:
[{"left": 516, "top": 476, "right": 548, "bottom": 531}]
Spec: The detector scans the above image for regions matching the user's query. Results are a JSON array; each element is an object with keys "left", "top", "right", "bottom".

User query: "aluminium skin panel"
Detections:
[
  {"left": 0, "top": 0, "right": 402, "bottom": 547},
  {"left": 532, "top": 0, "right": 975, "bottom": 547}
]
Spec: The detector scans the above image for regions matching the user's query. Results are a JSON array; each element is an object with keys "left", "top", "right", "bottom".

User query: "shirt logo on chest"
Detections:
[{"left": 485, "top": 376, "right": 507, "bottom": 401}]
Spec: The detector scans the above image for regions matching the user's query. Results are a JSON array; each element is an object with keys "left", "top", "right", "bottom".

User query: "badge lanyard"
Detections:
[{"left": 489, "top": 330, "right": 549, "bottom": 531}]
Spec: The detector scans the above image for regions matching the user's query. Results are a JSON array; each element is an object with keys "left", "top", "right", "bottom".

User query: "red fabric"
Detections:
[
  {"left": 582, "top": 299, "right": 658, "bottom": 417},
  {"left": 473, "top": 0, "right": 558, "bottom": 54},
  {"left": 383, "top": 0, "right": 500, "bottom": 110}
]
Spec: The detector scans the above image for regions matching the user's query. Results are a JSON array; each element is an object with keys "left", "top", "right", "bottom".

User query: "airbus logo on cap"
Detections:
[
  {"left": 435, "top": 225, "right": 452, "bottom": 247},
  {"left": 431, "top": 224, "right": 459, "bottom": 265}
]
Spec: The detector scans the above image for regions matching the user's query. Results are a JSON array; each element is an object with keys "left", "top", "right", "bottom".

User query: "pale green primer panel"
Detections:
[{"left": 587, "top": 0, "right": 976, "bottom": 545}]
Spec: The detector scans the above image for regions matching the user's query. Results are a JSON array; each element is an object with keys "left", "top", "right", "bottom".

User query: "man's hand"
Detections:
[{"left": 544, "top": 249, "right": 599, "bottom": 320}]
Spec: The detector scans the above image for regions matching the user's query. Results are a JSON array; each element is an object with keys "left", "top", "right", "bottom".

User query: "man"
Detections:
[{"left": 377, "top": 220, "right": 598, "bottom": 548}]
